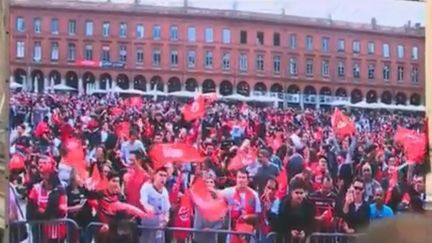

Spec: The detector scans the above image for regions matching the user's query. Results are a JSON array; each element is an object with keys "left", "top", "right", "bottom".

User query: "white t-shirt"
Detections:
[{"left": 139, "top": 182, "right": 171, "bottom": 225}]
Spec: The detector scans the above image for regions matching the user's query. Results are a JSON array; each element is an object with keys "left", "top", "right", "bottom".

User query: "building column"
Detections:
[
  {"left": 163, "top": 83, "right": 168, "bottom": 93},
  {"left": 146, "top": 82, "right": 150, "bottom": 92},
  {"left": 316, "top": 95, "right": 320, "bottom": 109},
  {"left": 43, "top": 78, "right": 48, "bottom": 93},
  {"left": 300, "top": 93, "right": 304, "bottom": 110},
  {"left": 96, "top": 79, "right": 100, "bottom": 89},
  {"left": 425, "top": 0, "right": 432, "bottom": 211},
  {"left": 34, "top": 77, "right": 38, "bottom": 93},
  {"left": 78, "top": 78, "right": 84, "bottom": 95}
]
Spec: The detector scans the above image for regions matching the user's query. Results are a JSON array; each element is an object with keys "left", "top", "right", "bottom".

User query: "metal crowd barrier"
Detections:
[
  {"left": 264, "top": 232, "right": 364, "bottom": 243},
  {"left": 309, "top": 232, "right": 364, "bottom": 243},
  {"left": 9, "top": 218, "right": 81, "bottom": 243},
  {"left": 84, "top": 222, "right": 258, "bottom": 243}
]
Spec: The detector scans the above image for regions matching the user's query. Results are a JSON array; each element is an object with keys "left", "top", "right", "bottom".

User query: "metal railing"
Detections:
[
  {"left": 9, "top": 219, "right": 367, "bottom": 243},
  {"left": 10, "top": 218, "right": 80, "bottom": 243}
]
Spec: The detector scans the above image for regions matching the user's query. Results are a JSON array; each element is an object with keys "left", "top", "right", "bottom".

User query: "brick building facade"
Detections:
[{"left": 9, "top": 0, "right": 425, "bottom": 107}]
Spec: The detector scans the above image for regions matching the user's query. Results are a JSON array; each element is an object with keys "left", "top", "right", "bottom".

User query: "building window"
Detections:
[
  {"left": 306, "top": 59, "right": 313, "bottom": 76},
  {"left": 136, "top": 24, "right": 144, "bottom": 39},
  {"left": 85, "top": 20, "right": 93, "bottom": 36},
  {"left": 397, "top": 45, "right": 404, "bottom": 59},
  {"left": 273, "top": 55, "right": 281, "bottom": 73},
  {"left": 33, "top": 41, "right": 42, "bottom": 62},
  {"left": 67, "top": 43, "right": 76, "bottom": 62},
  {"left": 170, "top": 25, "right": 178, "bottom": 41},
  {"left": 412, "top": 46, "right": 418, "bottom": 60},
  {"left": 337, "top": 39, "right": 345, "bottom": 52},
  {"left": 383, "top": 65, "right": 390, "bottom": 81},
  {"left": 383, "top": 43, "right": 390, "bottom": 58},
  {"left": 68, "top": 20, "right": 76, "bottom": 35},
  {"left": 240, "top": 31, "right": 248, "bottom": 44},
  {"left": 152, "top": 49, "right": 161, "bottom": 66},
  {"left": 367, "top": 42, "right": 375, "bottom": 54},
  {"left": 102, "top": 22, "right": 110, "bottom": 37},
  {"left": 205, "top": 27, "right": 213, "bottom": 43},
  {"left": 119, "top": 23, "right": 127, "bottom": 38},
  {"left": 222, "top": 29, "right": 231, "bottom": 44},
  {"left": 16, "top": 41, "right": 25, "bottom": 59},
  {"left": 50, "top": 42, "right": 59, "bottom": 61},
  {"left": 136, "top": 48, "right": 144, "bottom": 64},
  {"left": 16, "top": 17, "right": 25, "bottom": 32},
  {"left": 187, "top": 27, "right": 196, "bottom": 42},
  {"left": 353, "top": 63, "right": 360, "bottom": 78},
  {"left": 33, "top": 18, "right": 41, "bottom": 33},
  {"left": 256, "top": 54, "right": 264, "bottom": 71},
  {"left": 153, "top": 25, "right": 161, "bottom": 40},
  {"left": 411, "top": 66, "right": 418, "bottom": 83},
  {"left": 273, "top": 33, "right": 280, "bottom": 46},
  {"left": 84, "top": 44, "right": 93, "bottom": 61},
  {"left": 239, "top": 54, "right": 247, "bottom": 71},
  {"left": 305, "top": 36, "right": 313, "bottom": 50},
  {"left": 187, "top": 50, "right": 196, "bottom": 68},
  {"left": 119, "top": 46, "right": 127, "bottom": 62},
  {"left": 289, "top": 58, "right": 297, "bottom": 75},
  {"left": 321, "top": 37, "right": 330, "bottom": 52},
  {"left": 51, "top": 18, "right": 59, "bottom": 34},
  {"left": 222, "top": 53, "right": 230, "bottom": 70},
  {"left": 352, "top": 41, "right": 360, "bottom": 54},
  {"left": 368, "top": 64, "right": 375, "bottom": 80},
  {"left": 256, "top": 32, "right": 264, "bottom": 45},
  {"left": 205, "top": 51, "right": 213, "bottom": 68},
  {"left": 397, "top": 66, "right": 404, "bottom": 81},
  {"left": 101, "top": 46, "right": 110, "bottom": 62},
  {"left": 170, "top": 50, "right": 178, "bottom": 66},
  {"left": 321, "top": 60, "right": 329, "bottom": 77},
  {"left": 337, "top": 61, "right": 345, "bottom": 78},
  {"left": 289, "top": 34, "right": 297, "bottom": 49}
]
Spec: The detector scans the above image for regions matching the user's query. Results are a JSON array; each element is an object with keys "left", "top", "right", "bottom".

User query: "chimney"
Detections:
[
  {"left": 281, "top": 8, "right": 285, "bottom": 15},
  {"left": 183, "top": 0, "right": 188, "bottom": 8},
  {"left": 371, "top": 17, "right": 377, "bottom": 29},
  {"left": 414, "top": 23, "right": 421, "bottom": 29}
]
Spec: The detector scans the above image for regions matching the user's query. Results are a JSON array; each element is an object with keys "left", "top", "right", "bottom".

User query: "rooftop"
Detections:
[{"left": 10, "top": 0, "right": 426, "bottom": 35}]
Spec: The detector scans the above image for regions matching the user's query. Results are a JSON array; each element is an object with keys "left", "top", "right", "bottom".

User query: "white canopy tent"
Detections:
[
  {"left": 169, "top": 90, "right": 197, "bottom": 98},
  {"left": 10, "top": 82, "right": 22, "bottom": 89},
  {"left": 53, "top": 84, "right": 77, "bottom": 91}
]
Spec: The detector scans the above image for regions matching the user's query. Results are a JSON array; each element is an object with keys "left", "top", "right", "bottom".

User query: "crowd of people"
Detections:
[{"left": 8, "top": 91, "right": 428, "bottom": 243}]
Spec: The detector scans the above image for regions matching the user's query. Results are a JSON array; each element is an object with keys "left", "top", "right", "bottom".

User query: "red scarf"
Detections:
[{"left": 230, "top": 187, "right": 256, "bottom": 243}]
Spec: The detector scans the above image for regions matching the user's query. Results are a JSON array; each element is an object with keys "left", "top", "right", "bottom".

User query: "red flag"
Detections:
[
  {"left": 62, "top": 138, "right": 87, "bottom": 178},
  {"left": 126, "top": 97, "right": 143, "bottom": 109},
  {"left": 394, "top": 127, "right": 426, "bottom": 164},
  {"left": 115, "top": 122, "right": 130, "bottom": 139},
  {"left": 110, "top": 107, "right": 124, "bottom": 117},
  {"left": 124, "top": 167, "right": 149, "bottom": 208},
  {"left": 228, "top": 149, "right": 256, "bottom": 171},
  {"left": 34, "top": 121, "right": 49, "bottom": 138},
  {"left": 190, "top": 177, "right": 228, "bottom": 222},
  {"left": 276, "top": 169, "right": 288, "bottom": 199},
  {"left": 172, "top": 192, "right": 193, "bottom": 240},
  {"left": 331, "top": 108, "right": 355, "bottom": 138},
  {"left": 9, "top": 154, "right": 25, "bottom": 171},
  {"left": 182, "top": 96, "right": 206, "bottom": 121},
  {"left": 149, "top": 143, "right": 204, "bottom": 169},
  {"left": 90, "top": 167, "right": 109, "bottom": 191},
  {"left": 59, "top": 123, "right": 74, "bottom": 142}
]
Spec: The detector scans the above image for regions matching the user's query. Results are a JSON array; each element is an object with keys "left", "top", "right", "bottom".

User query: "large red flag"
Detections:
[
  {"left": 9, "top": 154, "right": 25, "bottom": 171},
  {"left": 126, "top": 97, "right": 144, "bottom": 110},
  {"left": 172, "top": 191, "right": 193, "bottom": 240},
  {"left": 331, "top": 108, "right": 355, "bottom": 138},
  {"left": 394, "top": 127, "right": 426, "bottom": 164},
  {"left": 149, "top": 143, "right": 204, "bottom": 169},
  {"left": 190, "top": 177, "right": 228, "bottom": 222},
  {"left": 228, "top": 149, "right": 256, "bottom": 171},
  {"left": 115, "top": 121, "right": 130, "bottom": 139},
  {"left": 182, "top": 96, "right": 206, "bottom": 121}
]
